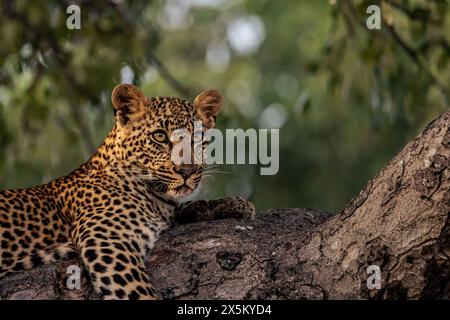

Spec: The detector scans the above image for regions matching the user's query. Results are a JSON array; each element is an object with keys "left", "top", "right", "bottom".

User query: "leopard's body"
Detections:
[{"left": 0, "top": 84, "right": 255, "bottom": 299}]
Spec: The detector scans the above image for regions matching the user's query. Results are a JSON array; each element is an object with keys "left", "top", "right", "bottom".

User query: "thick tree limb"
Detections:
[{"left": 1, "top": 109, "right": 450, "bottom": 300}]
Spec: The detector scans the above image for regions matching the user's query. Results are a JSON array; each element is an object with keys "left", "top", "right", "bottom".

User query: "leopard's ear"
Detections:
[
  {"left": 193, "top": 89, "right": 223, "bottom": 129},
  {"left": 111, "top": 84, "right": 145, "bottom": 126}
]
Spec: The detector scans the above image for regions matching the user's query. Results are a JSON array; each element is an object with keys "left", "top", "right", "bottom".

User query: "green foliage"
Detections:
[{"left": 0, "top": 0, "right": 449, "bottom": 212}]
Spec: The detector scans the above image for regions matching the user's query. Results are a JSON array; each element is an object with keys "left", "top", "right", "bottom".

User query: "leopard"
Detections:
[{"left": 0, "top": 84, "right": 255, "bottom": 300}]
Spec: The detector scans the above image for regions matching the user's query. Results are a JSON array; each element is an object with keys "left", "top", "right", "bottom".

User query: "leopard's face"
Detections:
[{"left": 111, "top": 84, "right": 222, "bottom": 199}]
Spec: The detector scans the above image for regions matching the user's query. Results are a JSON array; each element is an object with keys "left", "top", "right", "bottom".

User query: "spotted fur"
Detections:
[{"left": 0, "top": 84, "right": 255, "bottom": 300}]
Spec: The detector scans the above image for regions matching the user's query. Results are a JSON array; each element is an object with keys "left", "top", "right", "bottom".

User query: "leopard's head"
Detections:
[{"left": 110, "top": 84, "right": 222, "bottom": 199}]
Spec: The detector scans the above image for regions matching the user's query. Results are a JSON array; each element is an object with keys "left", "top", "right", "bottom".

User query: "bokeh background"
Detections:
[{"left": 0, "top": 0, "right": 449, "bottom": 212}]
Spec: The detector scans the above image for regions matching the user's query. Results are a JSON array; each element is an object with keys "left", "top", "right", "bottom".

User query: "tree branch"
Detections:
[
  {"left": 338, "top": 0, "right": 450, "bottom": 105},
  {"left": 109, "top": 1, "right": 194, "bottom": 98}
]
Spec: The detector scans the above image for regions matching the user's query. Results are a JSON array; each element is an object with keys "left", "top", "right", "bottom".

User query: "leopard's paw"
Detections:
[{"left": 209, "top": 197, "right": 256, "bottom": 220}]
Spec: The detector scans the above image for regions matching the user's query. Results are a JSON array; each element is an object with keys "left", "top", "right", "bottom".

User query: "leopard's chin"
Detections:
[{"left": 166, "top": 185, "right": 195, "bottom": 199}]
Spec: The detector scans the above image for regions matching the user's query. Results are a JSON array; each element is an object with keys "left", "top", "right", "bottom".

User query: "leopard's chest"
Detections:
[
  {"left": 67, "top": 175, "right": 176, "bottom": 256},
  {"left": 128, "top": 194, "right": 176, "bottom": 255}
]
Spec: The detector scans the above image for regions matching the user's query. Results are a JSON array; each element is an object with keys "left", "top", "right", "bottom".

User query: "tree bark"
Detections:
[{"left": 1, "top": 110, "right": 450, "bottom": 300}]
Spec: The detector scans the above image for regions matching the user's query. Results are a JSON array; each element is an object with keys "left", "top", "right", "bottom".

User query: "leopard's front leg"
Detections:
[
  {"left": 173, "top": 197, "right": 255, "bottom": 224},
  {"left": 73, "top": 214, "right": 159, "bottom": 300}
]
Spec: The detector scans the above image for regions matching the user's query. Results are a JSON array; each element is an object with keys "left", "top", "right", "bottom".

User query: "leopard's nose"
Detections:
[{"left": 175, "top": 165, "right": 197, "bottom": 181}]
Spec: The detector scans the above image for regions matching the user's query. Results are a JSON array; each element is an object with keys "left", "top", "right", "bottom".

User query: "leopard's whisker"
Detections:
[
  {"left": 202, "top": 170, "right": 230, "bottom": 174},
  {"left": 201, "top": 174, "right": 216, "bottom": 183}
]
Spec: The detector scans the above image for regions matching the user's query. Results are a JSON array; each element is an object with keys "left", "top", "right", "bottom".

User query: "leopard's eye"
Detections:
[{"left": 151, "top": 130, "right": 168, "bottom": 143}]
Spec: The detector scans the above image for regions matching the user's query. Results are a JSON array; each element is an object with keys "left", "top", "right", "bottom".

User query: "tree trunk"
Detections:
[{"left": 1, "top": 110, "right": 450, "bottom": 300}]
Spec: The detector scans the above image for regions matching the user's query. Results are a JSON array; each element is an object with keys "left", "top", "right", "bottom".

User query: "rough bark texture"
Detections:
[{"left": 1, "top": 109, "right": 450, "bottom": 300}]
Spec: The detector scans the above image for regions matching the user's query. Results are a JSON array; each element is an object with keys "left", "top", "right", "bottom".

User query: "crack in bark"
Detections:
[
  {"left": 381, "top": 160, "right": 406, "bottom": 206},
  {"left": 340, "top": 180, "right": 373, "bottom": 221}
]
